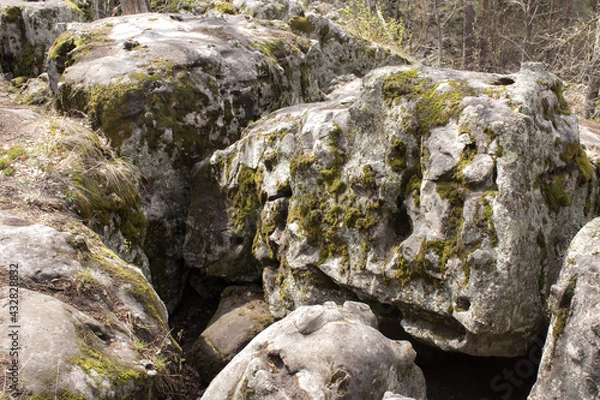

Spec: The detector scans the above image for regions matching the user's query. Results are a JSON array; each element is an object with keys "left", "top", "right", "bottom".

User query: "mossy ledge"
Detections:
[
  {"left": 382, "top": 68, "right": 477, "bottom": 137},
  {"left": 560, "top": 142, "right": 595, "bottom": 181}
]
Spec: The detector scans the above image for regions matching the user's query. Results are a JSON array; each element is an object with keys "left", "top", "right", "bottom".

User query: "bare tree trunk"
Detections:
[
  {"left": 478, "top": 0, "right": 490, "bottom": 70},
  {"left": 462, "top": 0, "right": 475, "bottom": 69},
  {"left": 434, "top": 0, "right": 443, "bottom": 67},
  {"left": 585, "top": 7, "right": 600, "bottom": 119},
  {"left": 121, "top": 0, "right": 150, "bottom": 15},
  {"left": 522, "top": 0, "right": 536, "bottom": 62}
]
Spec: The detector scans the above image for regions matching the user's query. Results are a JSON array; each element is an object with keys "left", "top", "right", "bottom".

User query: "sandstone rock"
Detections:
[
  {"left": 192, "top": 285, "right": 274, "bottom": 382},
  {"left": 0, "top": 212, "right": 172, "bottom": 398},
  {"left": 0, "top": 0, "right": 87, "bottom": 78},
  {"left": 48, "top": 12, "right": 403, "bottom": 310},
  {"left": 528, "top": 217, "right": 600, "bottom": 400},
  {"left": 192, "top": 63, "right": 599, "bottom": 356},
  {"left": 201, "top": 301, "right": 426, "bottom": 400}
]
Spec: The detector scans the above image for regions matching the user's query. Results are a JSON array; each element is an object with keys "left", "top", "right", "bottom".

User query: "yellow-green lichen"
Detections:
[
  {"left": 383, "top": 69, "right": 477, "bottom": 137},
  {"left": 455, "top": 144, "right": 477, "bottom": 185},
  {"left": 404, "top": 173, "right": 422, "bottom": 207},
  {"left": 481, "top": 197, "right": 497, "bottom": 245},
  {"left": 382, "top": 68, "right": 420, "bottom": 100},
  {"left": 541, "top": 176, "right": 571, "bottom": 214},
  {"left": 550, "top": 80, "right": 571, "bottom": 115},
  {"left": 65, "top": 0, "right": 93, "bottom": 21},
  {"left": 89, "top": 251, "right": 167, "bottom": 328},
  {"left": 387, "top": 139, "right": 407, "bottom": 173},
  {"left": 229, "top": 165, "right": 264, "bottom": 233},
  {"left": 211, "top": 1, "right": 237, "bottom": 14},
  {"left": 28, "top": 390, "right": 87, "bottom": 400},
  {"left": 289, "top": 16, "right": 314, "bottom": 34},
  {"left": 73, "top": 346, "right": 144, "bottom": 387},
  {"left": 360, "top": 165, "right": 377, "bottom": 190},
  {"left": 290, "top": 153, "right": 316, "bottom": 177},
  {"left": 560, "top": 142, "right": 595, "bottom": 181}
]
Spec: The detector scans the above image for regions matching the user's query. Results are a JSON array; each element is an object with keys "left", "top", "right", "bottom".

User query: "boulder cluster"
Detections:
[{"left": 1, "top": 0, "right": 599, "bottom": 399}]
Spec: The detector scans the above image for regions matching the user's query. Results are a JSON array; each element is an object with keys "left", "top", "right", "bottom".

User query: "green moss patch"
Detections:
[
  {"left": 0, "top": 6, "right": 46, "bottom": 77},
  {"left": 541, "top": 176, "right": 571, "bottom": 214},
  {"left": 73, "top": 346, "right": 144, "bottom": 387},
  {"left": 229, "top": 165, "right": 265, "bottom": 233},
  {"left": 211, "top": 1, "right": 237, "bottom": 14},
  {"left": 560, "top": 142, "right": 595, "bottom": 181},
  {"left": 387, "top": 139, "right": 407, "bottom": 173},
  {"left": 383, "top": 69, "right": 477, "bottom": 137},
  {"left": 289, "top": 16, "right": 314, "bottom": 34}
]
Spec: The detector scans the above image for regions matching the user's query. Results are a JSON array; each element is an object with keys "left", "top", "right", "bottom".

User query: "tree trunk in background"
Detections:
[
  {"left": 585, "top": 5, "right": 600, "bottom": 119},
  {"left": 478, "top": 0, "right": 490, "bottom": 70},
  {"left": 522, "top": 0, "right": 536, "bottom": 62},
  {"left": 462, "top": 0, "right": 475, "bottom": 69},
  {"left": 121, "top": 0, "right": 150, "bottom": 15},
  {"left": 434, "top": 0, "right": 443, "bottom": 66},
  {"left": 89, "top": 0, "right": 118, "bottom": 19}
]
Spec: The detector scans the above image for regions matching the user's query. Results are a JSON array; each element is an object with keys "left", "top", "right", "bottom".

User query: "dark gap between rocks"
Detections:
[
  {"left": 169, "top": 279, "right": 227, "bottom": 393},
  {"left": 379, "top": 317, "right": 543, "bottom": 400}
]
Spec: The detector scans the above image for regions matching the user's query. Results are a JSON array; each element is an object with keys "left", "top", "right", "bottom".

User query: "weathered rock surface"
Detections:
[
  {"left": 190, "top": 63, "right": 599, "bottom": 356},
  {"left": 201, "top": 301, "right": 426, "bottom": 400},
  {"left": 0, "top": 211, "right": 172, "bottom": 398},
  {"left": 192, "top": 285, "right": 274, "bottom": 382},
  {"left": 0, "top": 0, "right": 87, "bottom": 78},
  {"left": 528, "top": 217, "right": 600, "bottom": 400},
  {"left": 48, "top": 12, "right": 404, "bottom": 310}
]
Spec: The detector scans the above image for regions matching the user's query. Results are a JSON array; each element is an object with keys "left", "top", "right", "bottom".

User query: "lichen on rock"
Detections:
[{"left": 190, "top": 64, "right": 599, "bottom": 357}]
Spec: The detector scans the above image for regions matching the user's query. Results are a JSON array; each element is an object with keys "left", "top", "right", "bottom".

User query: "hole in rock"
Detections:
[
  {"left": 379, "top": 318, "right": 544, "bottom": 400},
  {"left": 230, "top": 235, "right": 245, "bottom": 246},
  {"left": 393, "top": 196, "right": 413, "bottom": 240},
  {"left": 491, "top": 77, "right": 515, "bottom": 86},
  {"left": 455, "top": 297, "right": 471, "bottom": 311},
  {"left": 267, "top": 352, "right": 286, "bottom": 370}
]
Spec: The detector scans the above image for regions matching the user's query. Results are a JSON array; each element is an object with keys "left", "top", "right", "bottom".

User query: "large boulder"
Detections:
[
  {"left": 48, "top": 12, "right": 404, "bottom": 310},
  {"left": 192, "top": 285, "right": 274, "bottom": 383},
  {"left": 0, "top": 211, "right": 173, "bottom": 398},
  {"left": 0, "top": 0, "right": 88, "bottom": 78},
  {"left": 189, "top": 63, "right": 599, "bottom": 356},
  {"left": 201, "top": 301, "right": 426, "bottom": 400},
  {"left": 528, "top": 217, "right": 600, "bottom": 399}
]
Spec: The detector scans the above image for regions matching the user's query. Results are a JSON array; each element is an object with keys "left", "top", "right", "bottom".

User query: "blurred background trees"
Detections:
[{"left": 343, "top": 0, "right": 599, "bottom": 116}]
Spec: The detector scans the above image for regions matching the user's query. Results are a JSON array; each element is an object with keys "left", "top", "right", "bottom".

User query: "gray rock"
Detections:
[
  {"left": 48, "top": 12, "right": 403, "bottom": 309},
  {"left": 192, "top": 285, "right": 274, "bottom": 382},
  {"left": 0, "top": 0, "right": 87, "bottom": 78},
  {"left": 201, "top": 301, "right": 426, "bottom": 400},
  {"left": 528, "top": 217, "right": 600, "bottom": 400},
  {"left": 0, "top": 211, "right": 80, "bottom": 282},
  {"left": 0, "top": 212, "right": 171, "bottom": 398},
  {"left": 192, "top": 64, "right": 599, "bottom": 356}
]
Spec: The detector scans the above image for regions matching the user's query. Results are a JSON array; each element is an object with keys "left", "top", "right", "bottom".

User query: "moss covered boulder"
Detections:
[
  {"left": 47, "top": 11, "right": 404, "bottom": 310},
  {"left": 189, "top": 63, "right": 599, "bottom": 357},
  {"left": 0, "top": 211, "right": 176, "bottom": 399},
  {"left": 0, "top": 0, "right": 88, "bottom": 79}
]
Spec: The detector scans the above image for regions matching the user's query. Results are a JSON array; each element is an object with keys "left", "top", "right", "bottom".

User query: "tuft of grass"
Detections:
[
  {"left": 74, "top": 268, "right": 96, "bottom": 292},
  {"left": 58, "top": 126, "right": 147, "bottom": 245},
  {"left": 0, "top": 146, "right": 27, "bottom": 176}
]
